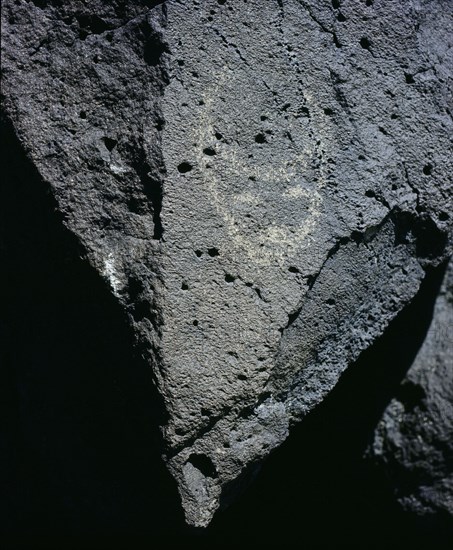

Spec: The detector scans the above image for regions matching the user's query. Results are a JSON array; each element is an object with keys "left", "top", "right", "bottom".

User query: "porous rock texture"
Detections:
[
  {"left": 371, "top": 257, "right": 453, "bottom": 520},
  {"left": 1, "top": 0, "right": 452, "bottom": 527}
]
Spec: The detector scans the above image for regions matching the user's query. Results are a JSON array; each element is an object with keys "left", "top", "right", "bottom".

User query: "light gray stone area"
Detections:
[
  {"left": 371, "top": 257, "right": 453, "bottom": 519},
  {"left": 1, "top": 0, "right": 452, "bottom": 526}
]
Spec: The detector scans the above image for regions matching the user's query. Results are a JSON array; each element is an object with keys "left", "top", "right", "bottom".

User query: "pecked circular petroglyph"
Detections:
[{"left": 193, "top": 68, "right": 326, "bottom": 267}]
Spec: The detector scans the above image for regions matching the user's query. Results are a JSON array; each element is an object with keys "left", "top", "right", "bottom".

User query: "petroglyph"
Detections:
[
  {"left": 3, "top": 0, "right": 452, "bottom": 535},
  {"left": 193, "top": 68, "right": 324, "bottom": 266}
]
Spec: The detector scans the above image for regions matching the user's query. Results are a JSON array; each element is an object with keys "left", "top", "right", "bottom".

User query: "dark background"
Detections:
[{"left": 2, "top": 116, "right": 452, "bottom": 548}]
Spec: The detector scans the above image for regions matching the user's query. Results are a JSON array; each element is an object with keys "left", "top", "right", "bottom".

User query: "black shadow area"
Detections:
[
  {"left": 0, "top": 117, "right": 184, "bottom": 547},
  {"left": 200, "top": 260, "right": 451, "bottom": 548}
]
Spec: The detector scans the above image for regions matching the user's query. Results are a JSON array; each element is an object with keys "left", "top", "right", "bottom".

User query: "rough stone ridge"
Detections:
[
  {"left": 371, "top": 257, "right": 453, "bottom": 519},
  {"left": 1, "top": 0, "right": 452, "bottom": 526}
]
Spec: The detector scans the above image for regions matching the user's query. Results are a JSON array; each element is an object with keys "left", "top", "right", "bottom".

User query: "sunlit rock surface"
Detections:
[{"left": 2, "top": 0, "right": 452, "bottom": 526}]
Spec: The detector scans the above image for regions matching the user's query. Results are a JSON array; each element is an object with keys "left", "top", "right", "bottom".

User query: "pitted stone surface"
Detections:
[{"left": 2, "top": 0, "right": 452, "bottom": 526}]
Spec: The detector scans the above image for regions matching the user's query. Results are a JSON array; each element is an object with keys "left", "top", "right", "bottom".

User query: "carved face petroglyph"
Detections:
[{"left": 194, "top": 68, "right": 325, "bottom": 266}]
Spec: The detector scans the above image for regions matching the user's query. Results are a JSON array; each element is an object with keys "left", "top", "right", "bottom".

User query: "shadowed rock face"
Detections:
[
  {"left": 371, "top": 257, "right": 453, "bottom": 519},
  {"left": 1, "top": 0, "right": 452, "bottom": 527}
]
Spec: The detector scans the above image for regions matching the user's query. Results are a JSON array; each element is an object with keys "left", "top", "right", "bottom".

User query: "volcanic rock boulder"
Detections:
[
  {"left": 1, "top": 0, "right": 452, "bottom": 526},
  {"left": 371, "top": 257, "right": 453, "bottom": 520}
]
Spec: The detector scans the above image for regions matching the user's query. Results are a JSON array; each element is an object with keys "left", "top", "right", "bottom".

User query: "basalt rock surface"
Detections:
[
  {"left": 1, "top": 0, "right": 452, "bottom": 527},
  {"left": 371, "top": 257, "right": 453, "bottom": 521}
]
